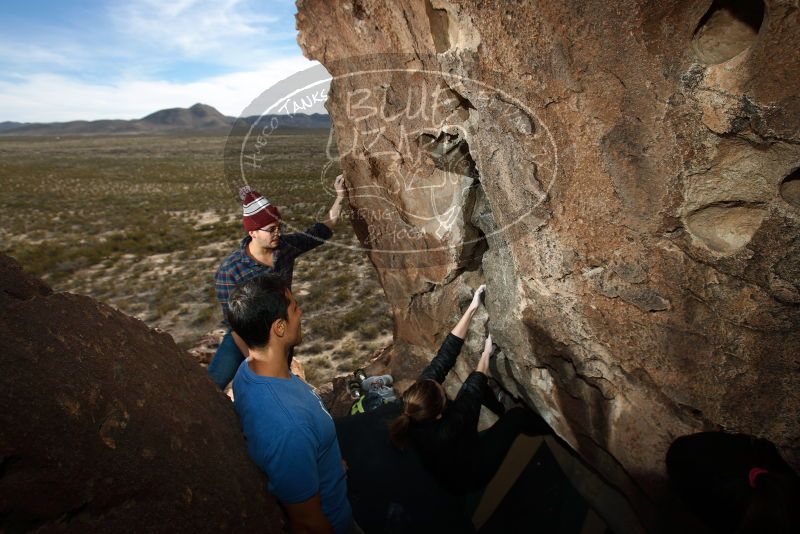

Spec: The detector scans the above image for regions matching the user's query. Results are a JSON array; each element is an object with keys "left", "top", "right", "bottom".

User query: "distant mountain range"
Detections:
[{"left": 0, "top": 103, "right": 330, "bottom": 136}]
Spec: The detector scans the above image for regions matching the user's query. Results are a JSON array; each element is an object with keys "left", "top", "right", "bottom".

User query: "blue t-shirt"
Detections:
[{"left": 232, "top": 361, "right": 351, "bottom": 533}]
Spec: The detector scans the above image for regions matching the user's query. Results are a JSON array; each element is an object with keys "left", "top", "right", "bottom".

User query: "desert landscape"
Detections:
[
  {"left": 0, "top": 129, "right": 393, "bottom": 386},
  {"left": 3, "top": 1, "right": 800, "bottom": 531}
]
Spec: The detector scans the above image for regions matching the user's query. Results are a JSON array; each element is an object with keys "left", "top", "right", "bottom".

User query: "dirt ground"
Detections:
[{"left": 0, "top": 132, "right": 393, "bottom": 386}]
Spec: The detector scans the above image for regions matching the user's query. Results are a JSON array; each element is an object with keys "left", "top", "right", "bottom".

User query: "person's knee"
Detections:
[
  {"left": 504, "top": 406, "right": 531, "bottom": 421},
  {"left": 207, "top": 332, "right": 244, "bottom": 389},
  {"left": 504, "top": 406, "right": 550, "bottom": 436}
]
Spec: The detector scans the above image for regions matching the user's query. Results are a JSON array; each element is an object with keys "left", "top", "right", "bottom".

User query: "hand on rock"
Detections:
[
  {"left": 482, "top": 334, "right": 493, "bottom": 358},
  {"left": 333, "top": 174, "right": 346, "bottom": 197},
  {"left": 469, "top": 284, "right": 486, "bottom": 311},
  {"left": 477, "top": 334, "right": 493, "bottom": 375}
]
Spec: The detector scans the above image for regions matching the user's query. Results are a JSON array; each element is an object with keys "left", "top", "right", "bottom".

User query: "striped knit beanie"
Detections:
[{"left": 239, "top": 186, "right": 280, "bottom": 231}]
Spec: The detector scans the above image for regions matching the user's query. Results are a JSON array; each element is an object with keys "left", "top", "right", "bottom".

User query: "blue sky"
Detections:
[{"left": 0, "top": 0, "right": 318, "bottom": 121}]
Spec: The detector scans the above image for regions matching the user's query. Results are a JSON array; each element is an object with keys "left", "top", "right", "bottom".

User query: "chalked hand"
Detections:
[
  {"left": 477, "top": 334, "right": 493, "bottom": 375},
  {"left": 482, "top": 334, "right": 493, "bottom": 358},
  {"left": 334, "top": 174, "right": 346, "bottom": 198},
  {"left": 468, "top": 284, "right": 486, "bottom": 311}
]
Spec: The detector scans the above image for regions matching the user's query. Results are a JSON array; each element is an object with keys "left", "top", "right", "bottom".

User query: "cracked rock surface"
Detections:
[{"left": 297, "top": 0, "right": 799, "bottom": 526}]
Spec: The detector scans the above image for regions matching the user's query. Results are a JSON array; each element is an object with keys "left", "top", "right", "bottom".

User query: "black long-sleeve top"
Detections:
[{"left": 408, "top": 333, "right": 489, "bottom": 493}]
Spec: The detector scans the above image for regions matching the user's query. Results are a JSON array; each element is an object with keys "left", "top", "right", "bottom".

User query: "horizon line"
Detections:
[{"left": 1, "top": 107, "right": 330, "bottom": 125}]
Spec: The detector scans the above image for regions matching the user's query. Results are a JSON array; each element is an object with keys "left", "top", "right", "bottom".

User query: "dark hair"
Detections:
[
  {"left": 389, "top": 379, "right": 446, "bottom": 448},
  {"left": 226, "top": 274, "right": 289, "bottom": 349}
]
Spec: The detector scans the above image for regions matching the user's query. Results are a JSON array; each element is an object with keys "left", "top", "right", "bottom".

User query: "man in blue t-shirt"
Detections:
[{"left": 228, "top": 274, "right": 355, "bottom": 534}]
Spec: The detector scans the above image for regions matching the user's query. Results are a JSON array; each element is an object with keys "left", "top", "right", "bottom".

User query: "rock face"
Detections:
[
  {"left": 296, "top": 0, "right": 800, "bottom": 527},
  {"left": 0, "top": 253, "right": 284, "bottom": 532}
]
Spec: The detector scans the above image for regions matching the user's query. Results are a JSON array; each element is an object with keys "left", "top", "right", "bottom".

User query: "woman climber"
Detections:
[{"left": 388, "top": 284, "right": 550, "bottom": 495}]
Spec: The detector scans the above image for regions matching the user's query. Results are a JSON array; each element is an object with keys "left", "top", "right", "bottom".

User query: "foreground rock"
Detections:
[
  {"left": 297, "top": 0, "right": 800, "bottom": 528},
  {"left": 0, "top": 253, "right": 284, "bottom": 532}
]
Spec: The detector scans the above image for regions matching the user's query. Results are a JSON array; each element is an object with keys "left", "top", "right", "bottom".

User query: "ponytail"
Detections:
[
  {"left": 388, "top": 379, "right": 447, "bottom": 449},
  {"left": 389, "top": 413, "right": 412, "bottom": 448}
]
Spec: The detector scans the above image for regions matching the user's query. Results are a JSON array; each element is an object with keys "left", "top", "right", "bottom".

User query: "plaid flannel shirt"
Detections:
[{"left": 214, "top": 222, "right": 333, "bottom": 326}]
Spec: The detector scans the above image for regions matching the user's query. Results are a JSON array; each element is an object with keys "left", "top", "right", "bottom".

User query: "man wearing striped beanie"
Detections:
[{"left": 208, "top": 175, "right": 347, "bottom": 389}]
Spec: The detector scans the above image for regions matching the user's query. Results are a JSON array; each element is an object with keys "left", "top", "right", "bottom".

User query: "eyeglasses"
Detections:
[{"left": 258, "top": 224, "right": 282, "bottom": 234}]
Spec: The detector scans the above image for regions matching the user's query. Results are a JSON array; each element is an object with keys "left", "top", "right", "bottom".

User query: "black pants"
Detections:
[{"left": 472, "top": 407, "right": 551, "bottom": 488}]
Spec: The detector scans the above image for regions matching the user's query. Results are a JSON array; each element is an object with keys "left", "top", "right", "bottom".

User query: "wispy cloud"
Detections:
[
  {"left": 0, "top": 56, "right": 317, "bottom": 122},
  {"left": 112, "top": 0, "right": 289, "bottom": 63},
  {"left": 0, "top": 44, "right": 75, "bottom": 69},
  {"left": 0, "top": 0, "right": 315, "bottom": 122}
]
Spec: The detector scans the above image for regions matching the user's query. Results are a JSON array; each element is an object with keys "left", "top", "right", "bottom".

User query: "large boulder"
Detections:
[
  {"left": 296, "top": 0, "right": 800, "bottom": 528},
  {"left": 0, "top": 253, "right": 284, "bottom": 532}
]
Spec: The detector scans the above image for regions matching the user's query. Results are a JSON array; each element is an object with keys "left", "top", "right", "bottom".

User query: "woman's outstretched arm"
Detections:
[
  {"left": 441, "top": 336, "right": 494, "bottom": 438},
  {"left": 451, "top": 284, "right": 485, "bottom": 339},
  {"left": 417, "top": 285, "right": 487, "bottom": 383}
]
